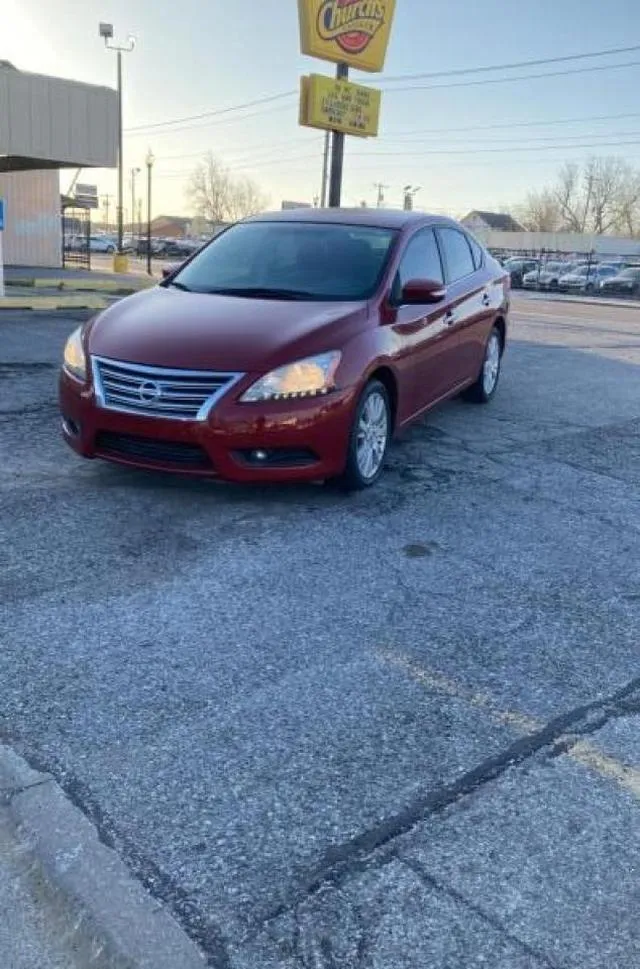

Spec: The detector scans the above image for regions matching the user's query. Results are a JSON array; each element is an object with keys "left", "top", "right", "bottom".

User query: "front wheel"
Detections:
[
  {"left": 339, "top": 380, "right": 391, "bottom": 490},
  {"left": 462, "top": 327, "right": 503, "bottom": 404}
]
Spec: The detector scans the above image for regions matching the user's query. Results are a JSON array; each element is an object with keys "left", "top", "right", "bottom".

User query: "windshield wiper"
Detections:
[
  {"left": 167, "top": 280, "right": 192, "bottom": 292},
  {"left": 203, "top": 286, "right": 316, "bottom": 301}
]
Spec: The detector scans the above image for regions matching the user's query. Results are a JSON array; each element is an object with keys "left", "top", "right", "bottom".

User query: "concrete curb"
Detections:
[
  {"left": 6, "top": 278, "right": 153, "bottom": 294},
  {"left": 0, "top": 295, "right": 109, "bottom": 311},
  {"left": 520, "top": 292, "right": 640, "bottom": 311},
  {"left": 0, "top": 745, "right": 206, "bottom": 969}
]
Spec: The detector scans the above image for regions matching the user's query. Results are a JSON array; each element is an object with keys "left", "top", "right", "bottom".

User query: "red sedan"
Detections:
[{"left": 60, "top": 209, "right": 509, "bottom": 488}]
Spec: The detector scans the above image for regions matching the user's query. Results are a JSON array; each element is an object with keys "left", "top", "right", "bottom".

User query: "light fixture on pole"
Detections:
[
  {"left": 403, "top": 185, "right": 421, "bottom": 211},
  {"left": 145, "top": 149, "right": 155, "bottom": 276},
  {"left": 99, "top": 22, "right": 135, "bottom": 260}
]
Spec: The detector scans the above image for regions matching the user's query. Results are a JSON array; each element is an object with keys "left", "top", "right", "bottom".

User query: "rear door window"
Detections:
[{"left": 438, "top": 228, "right": 476, "bottom": 283}]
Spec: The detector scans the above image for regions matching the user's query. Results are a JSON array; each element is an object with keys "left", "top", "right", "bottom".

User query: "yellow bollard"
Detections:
[{"left": 113, "top": 253, "right": 129, "bottom": 274}]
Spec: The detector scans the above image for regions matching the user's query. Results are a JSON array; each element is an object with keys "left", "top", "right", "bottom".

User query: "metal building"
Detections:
[{"left": 0, "top": 60, "right": 117, "bottom": 266}]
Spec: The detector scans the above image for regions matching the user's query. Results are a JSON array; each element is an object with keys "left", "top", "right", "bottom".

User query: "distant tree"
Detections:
[
  {"left": 515, "top": 157, "right": 640, "bottom": 236},
  {"left": 186, "top": 153, "right": 268, "bottom": 223},
  {"left": 516, "top": 189, "right": 562, "bottom": 232},
  {"left": 615, "top": 167, "right": 640, "bottom": 237}
]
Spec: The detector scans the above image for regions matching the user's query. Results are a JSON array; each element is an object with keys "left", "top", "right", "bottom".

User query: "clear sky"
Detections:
[{"left": 5, "top": 0, "right": 640, "bottom": 220}]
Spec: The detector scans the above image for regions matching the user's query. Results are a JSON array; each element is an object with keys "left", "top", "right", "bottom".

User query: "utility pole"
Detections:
[
  {"left": 137, "top": 198, "right": 143, "bottom": 238},
  {"left": 320, "top": 131, "right": 330, "bottom": 207},
  {"left": 101, "top": 193, "right": 114, "bottom": 232},
  {"left": 146, "top": 149, "right": 155, "bottom": 276},
  {"left": 100, "top": 23, "right": 135, "bottom": 257},
  {"left": 328, "top": 63, "right": 348, "bottom": 207},
  {"left": 373, "top": 182, "right": 389, "bottom": 208}
]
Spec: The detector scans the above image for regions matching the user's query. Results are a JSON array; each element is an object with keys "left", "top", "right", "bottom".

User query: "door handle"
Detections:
[
  {"left": 444, "top": 309, "right": 456, "bottom": 325},
  {"left": 482, "top": 292, "right": 491, "bottom": 307}
]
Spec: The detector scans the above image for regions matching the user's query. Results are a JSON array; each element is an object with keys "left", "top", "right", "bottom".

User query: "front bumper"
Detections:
[{"left": 59, "top": 368, "right": 356, "bottom": 482}]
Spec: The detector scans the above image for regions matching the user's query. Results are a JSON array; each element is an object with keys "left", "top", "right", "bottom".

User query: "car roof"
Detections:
[{"left": 244, "top": 208, "right": 458, "bottom": 230}]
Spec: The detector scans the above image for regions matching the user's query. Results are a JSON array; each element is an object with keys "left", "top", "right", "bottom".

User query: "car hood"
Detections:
[
  {"left": 559, "top": 274, "right": 586, "bottom": 283},
  {"left": 88, "top": 286, "right": 369, "bottom": 372}
]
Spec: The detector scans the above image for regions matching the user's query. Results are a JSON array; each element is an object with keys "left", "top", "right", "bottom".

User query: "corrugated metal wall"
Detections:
[
  {"left": 473, "top": 228, "right": 640, "bottom": 257},
  {"left": 0, "top": 65, "right": 117, "bottom": 169},
  {"left": 0, "top": 170, "right": 61, "bottom": 267}
]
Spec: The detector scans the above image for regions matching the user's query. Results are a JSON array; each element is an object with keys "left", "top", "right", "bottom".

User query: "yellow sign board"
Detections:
[
  {"left": 298, "top": 0, "right": 396, "bottom": 73},
  {"left": 300, "top": 73, "right": 381, "bottom": 138}
]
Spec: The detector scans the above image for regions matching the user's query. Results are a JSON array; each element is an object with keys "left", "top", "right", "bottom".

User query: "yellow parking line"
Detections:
[
  {"left": 31, "top": 278, "right": 150, "bottom": 292},
  {"left": 570, "top": 741, "right": 640, "bottom": 799},
  {"left": 0, "top": 295, "right": 108, "bottom": 310},
  {"left": 375, "top": 648, "right": 640, "bottom": 799}
]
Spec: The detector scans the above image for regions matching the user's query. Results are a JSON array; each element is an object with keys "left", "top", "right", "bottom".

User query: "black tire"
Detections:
[
  {"left": 585, "top": 282, "right": 594, "bottom": 293},
  {"left": 462, "top": 326, "right": 503, "bottom": 404},
  {"left": 106, "top": 245, "right": 115, "bottom": 254},
  {"left": 339, "top": 380, "right": 391, "bottom": 491},
  {"left": 549, "top": 279, "right": 558, "bottom": 290}
]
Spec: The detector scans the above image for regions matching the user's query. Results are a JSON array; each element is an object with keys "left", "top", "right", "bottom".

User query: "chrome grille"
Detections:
[{"left": 92, "top": 356, "right": 243, "bottom": 421}]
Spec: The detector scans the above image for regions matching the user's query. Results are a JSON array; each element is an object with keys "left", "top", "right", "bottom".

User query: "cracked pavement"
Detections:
[{"left": 1, "top": 295, "right": 640, "bottom": 967}]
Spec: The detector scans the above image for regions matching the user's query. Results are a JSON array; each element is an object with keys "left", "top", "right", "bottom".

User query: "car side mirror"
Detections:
[
  {"left": 401, "top": 277, "right": 446, "bottom": 304},
  {"left": 161, "top": 263, "right": 181, "bottom": 280}
]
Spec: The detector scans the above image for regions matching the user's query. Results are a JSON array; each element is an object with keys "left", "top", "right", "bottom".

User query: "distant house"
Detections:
[
  {"left": 150, "top": 215, "right": 192, "bottom": 238},
  {"left": 461, "top": 211, "right": 525, "bottom": 233}
]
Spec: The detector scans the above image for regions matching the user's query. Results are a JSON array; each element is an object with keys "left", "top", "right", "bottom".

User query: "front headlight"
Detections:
[
  {"left": 63, "top": 326, "right": 87, "bottom": 380},
  {"left": 241, "top": 351, "right": 342, "bottom": 403}
]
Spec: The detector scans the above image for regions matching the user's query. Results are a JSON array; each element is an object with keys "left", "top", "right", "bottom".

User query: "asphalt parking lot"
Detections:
[{"left": 1, "top": 294, "right": 640, "bottom": 968}]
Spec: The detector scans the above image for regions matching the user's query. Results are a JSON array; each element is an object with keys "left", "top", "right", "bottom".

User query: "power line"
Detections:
[
  {"left": 143, "top": 114, "right": 640, "bottom": 167},
  {"left": 152, "top": 137, "right": 640, "bottom": 180},
  {"left": 124, "top": 43, "right": 640, "bottom": 135},
  {"left": 378, "top": 58, "right": 640, "bottom": 94},
  {"left": 381, "top": 43, "right": 640, "bottom": 82},
  {"left": 125, "top": 90, "right": 296, "bottom": 133},
  {"left": 377, "top": 129, "right": 640, "bottom": 148},
  {"left": 349, "top": 139, "right": 640, "bottom": 157},
  {"left": 125, "top": 101, "right": 296, "bottom": 139},
  {"left": 383, "top": 111, "right": 640, "bottom": 138}
]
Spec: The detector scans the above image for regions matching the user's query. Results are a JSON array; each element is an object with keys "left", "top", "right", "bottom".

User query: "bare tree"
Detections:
[
  {"left": 554, "top": 163, "right": 587, "bottom": 232},
  {"left": 615, "top": 167, "right": 640, "bottom": 236},
  {"left": 516, "top": 157, "right": 640, "bottom": 237},
  {"left": 585, "top": 157, "right": 627, "bottom": 235},
  {"left": 225, "top": 175, "right": 268, "bottom": 222},
  {"left": 186, "top": 153, "right": 267, "bottom": 223},
  {"left": 516, "top": 189, "right": 562, "bottom": 232}
]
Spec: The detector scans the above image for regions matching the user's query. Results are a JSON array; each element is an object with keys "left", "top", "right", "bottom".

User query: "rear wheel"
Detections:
[
  {"left": 339, "top": 380, "right": 391, "bottom": 490},
  {"left": 462, "top": 327, "right": 503, "bottom": 404}
]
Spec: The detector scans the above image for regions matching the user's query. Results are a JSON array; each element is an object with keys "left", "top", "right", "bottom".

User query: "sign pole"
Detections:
[
  {"left": 328, "top": 63, "right": 348, "bottom": 208},
  {"left": 320, "top": 131, "right": 330, "bottom": 207}
]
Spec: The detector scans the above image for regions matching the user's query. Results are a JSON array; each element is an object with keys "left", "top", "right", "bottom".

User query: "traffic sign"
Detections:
[{"left": 0, "top": 198, "right": 5, "bottom": 231}]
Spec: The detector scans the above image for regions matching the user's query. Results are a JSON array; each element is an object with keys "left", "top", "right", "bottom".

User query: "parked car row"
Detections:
[
  {"left": 500, "top": 255, "right": 640, "bottom": 296},
  {"left": 64, "top": 233, "right": 205, "bottom": 259}
]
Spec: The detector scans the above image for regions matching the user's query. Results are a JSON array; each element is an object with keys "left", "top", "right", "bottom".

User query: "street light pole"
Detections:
[
  {"left": 130, "top": 166, "right": 140, "bottom": 240},
  {"left": 146, "top": 149, "right": 155, "bottom": 276},
  {"left": 99, "top": 23, "right": 135, "bottom": 258}
]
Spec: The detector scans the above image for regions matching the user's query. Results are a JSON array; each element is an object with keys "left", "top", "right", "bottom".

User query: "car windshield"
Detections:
[{"left": 171, "top": 221, "right": 398, "bottom": 300}]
